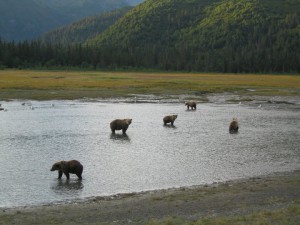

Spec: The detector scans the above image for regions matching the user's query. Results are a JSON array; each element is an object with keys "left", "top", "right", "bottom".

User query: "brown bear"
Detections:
[
  {"left": 185, "top": 101, "right": 196, "bottom": 110},
  {"left": 110, "top": 119, "right": 132, "bottom": 134},
  {"left": 229, "top": 118, "right": 239, "bottom": 133},
  {"left": 163, "top": 115, "right": 177, "bottom": 126},
  {"left": 50, "top": 160, "right": 83, "bottom": 180}
]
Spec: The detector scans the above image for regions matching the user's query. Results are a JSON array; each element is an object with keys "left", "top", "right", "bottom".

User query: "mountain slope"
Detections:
[
  {"left": 0, "top": 0, "right": 65, "bottom": 41},
  {"left": 85, "top": 0, "right": 299, "bottom": 72},
  {"left": 87, "top": 0, "right": 299, "bottom": 47},
  {"left": 0, "top": 0, "right": 298, "bottom": 72},
  {"left": 87, "top": 0, "right": 218, "bottom": 47},
  {"left": 0, "top": 0, "right": 131, "bottom": 41},
  {"left": 39, "top": 7, "right": 132, "bottom": 45},
  {"left": 125, "top": 0, "right": 145, "bottom": 6},
  {"left": 33, "top": 0, "right": 130, "bottom": 21}
]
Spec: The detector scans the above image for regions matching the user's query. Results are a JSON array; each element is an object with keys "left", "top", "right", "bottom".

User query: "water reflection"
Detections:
[
  {"left": 0, "top": 100, "right": 299, "bottom": 208},
  {"left": 110, "top": 133, "right": 131, "bottom": 141},
  {"left": 51, "top": 179, "right": 84, "bottom": 195},
  {"left": 163, "top": 124, "right": 177, "bottom": 129}
]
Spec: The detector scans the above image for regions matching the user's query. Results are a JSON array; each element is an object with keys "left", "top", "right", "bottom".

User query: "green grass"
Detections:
[
  {"left": 0, "top": 70, "right": 299, "bottom": 100},
  {"left": 146, "top": 204, "right": 300, "bottom": 225}
]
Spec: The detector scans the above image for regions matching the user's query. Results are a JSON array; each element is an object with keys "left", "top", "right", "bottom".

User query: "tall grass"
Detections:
[{"left": 0, "top": 70, "right": 299, "bottom": 100}]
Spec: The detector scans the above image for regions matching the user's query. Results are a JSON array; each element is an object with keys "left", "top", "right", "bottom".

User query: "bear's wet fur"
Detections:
[
  {"left": 229, "top": 118, "right": 239, "bottom": 133},
  {"left": 51, "top": 160, "right": 83, "bottom": 180},
  {"left": 110, "top": 119, "right": 132, "bottom": 134},
  {"left": 163, "top": 115, "right": 177, "bottom": 126},
  {"left": 185, "top": 101, "right": 196, "bottom": 110}
]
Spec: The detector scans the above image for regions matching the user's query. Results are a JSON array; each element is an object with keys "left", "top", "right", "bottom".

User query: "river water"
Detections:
[{"left": 0, "top": 100, "right": 299, "bottom": 208}]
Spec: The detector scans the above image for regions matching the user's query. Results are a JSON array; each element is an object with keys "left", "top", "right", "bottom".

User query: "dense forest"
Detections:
[{"left": 0, "top": 0, "right": 299, "bottom": 73}]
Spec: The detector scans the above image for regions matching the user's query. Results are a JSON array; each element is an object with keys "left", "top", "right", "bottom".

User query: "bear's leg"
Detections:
[
  {"left": 58, "top": 171, "right": 63, "bottom": 179},
  {"left": 76, "top": 173, "right": 82, "bottom": 180},
  {"left": 122, "top": 128, "right": 127, "bottom": 134},
  {"left": 171, "top": 122, "right": 174, "bottom": 125},
  {"left": 111, "top": 129, "right": 115, "bottom": 134},
  {"left": 64, "top": 172, "right": 70, "bottom": 180}
]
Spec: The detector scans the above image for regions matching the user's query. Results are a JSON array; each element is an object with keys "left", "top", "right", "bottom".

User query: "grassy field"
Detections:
[{"left": 0, "top": 70, "right": 299, "bottom": 100}]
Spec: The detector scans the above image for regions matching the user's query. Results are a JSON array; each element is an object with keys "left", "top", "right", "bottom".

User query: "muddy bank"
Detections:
[
  {"left": 1, "top": 170, "right": 299, "bottom": 225},
  {"left": 78, "top": 94, "right": 300, "bottom": 111}
]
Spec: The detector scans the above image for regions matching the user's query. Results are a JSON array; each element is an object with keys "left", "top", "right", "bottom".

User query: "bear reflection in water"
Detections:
[
  {"left": 163, "top": 124, "right": 177, "bottom": 129},
  {"left": 51, "top": 179, "right": 84, "bottom": 194},
  {"left": 110, "top": 133, "right": 130, "bottom": 141}
]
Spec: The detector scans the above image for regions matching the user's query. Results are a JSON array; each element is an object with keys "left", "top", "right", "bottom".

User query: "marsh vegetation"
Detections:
[{"left": 0, "top": 70, "right": 299, "bottom": 100}]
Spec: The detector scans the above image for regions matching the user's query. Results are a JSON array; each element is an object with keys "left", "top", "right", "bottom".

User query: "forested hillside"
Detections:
[
  {"left": 39, "top": 7, "right": 132, "bottom": 45},
  {"left": 86, "top": 0, "right": 300, "bottom": 72},
  {"left": 0, "top": 0, "right": 299, "bottom": 73}
]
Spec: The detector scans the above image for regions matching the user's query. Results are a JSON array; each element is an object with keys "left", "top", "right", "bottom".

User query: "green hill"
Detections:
[
  {"left": 0, "top": 0, "right": 299, "bottom": 73},
  {"left": 87, "top": 0, "right": 215, "bottom": 46},
  {"left": 85, "top": 0, "right": 299, "bottom": 72},
  {"left": 39, "top": 7, "right": 132, "bottom": 45}
]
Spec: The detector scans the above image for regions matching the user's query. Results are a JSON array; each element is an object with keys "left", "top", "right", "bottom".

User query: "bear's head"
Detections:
[
  {"left": 173, "top": 115, "right": 178, "bottom": 120},
  {"left": 50, "top": 161, "right": 67, "bottom": 171},
  {"left": 50, "top": 161, "right": 62, "bottom": 171},
  {"left": 126, "top": 119, "right": 132, "bottom": 125}
]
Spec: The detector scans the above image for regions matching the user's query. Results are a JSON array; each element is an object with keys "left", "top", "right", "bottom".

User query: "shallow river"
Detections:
[{"left": 0, "top": 100, "right": 299, "bottom": 208}]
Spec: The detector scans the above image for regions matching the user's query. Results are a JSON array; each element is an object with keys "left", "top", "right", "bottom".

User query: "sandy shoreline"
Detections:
[{"left": 1, "top": 170, "right": 299, "bottom": 224}]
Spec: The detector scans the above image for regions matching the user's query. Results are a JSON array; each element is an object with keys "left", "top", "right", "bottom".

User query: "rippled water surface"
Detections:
[{"left": 0, "top": 100, "right": 299, "bottom": 207}]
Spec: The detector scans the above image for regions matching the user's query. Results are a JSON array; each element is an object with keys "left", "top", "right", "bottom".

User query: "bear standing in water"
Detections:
[
  {"left": 50, "top": 160, "right": 83, "bottom": 180},
  {"left": 163, "top": 115, "right": 177, "bottom": 126},
  {"left": 110, "top": 119, "right": 132, "bottom": 134},
  {"left": 229, "top": 118, "right": 239, "bottom": 133},
  {"left": 185, "top": 101, "right": 197, "bottom": 110}
]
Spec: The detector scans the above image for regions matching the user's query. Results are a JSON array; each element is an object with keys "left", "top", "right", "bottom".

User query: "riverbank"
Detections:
[
  {"left": 0, "top": 70, "right": 299, "bottom": 101},
  {"left": 1, "top": 170, "right": 299, "bottom": 225}
]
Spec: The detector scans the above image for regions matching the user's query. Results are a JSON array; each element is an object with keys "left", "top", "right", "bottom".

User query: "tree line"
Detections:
[
  {"left": 0, "top": 36, "right": 299, "bottom": 73},
  {"left": 0, "top": 12, "right": 299, "bottom": 73}
]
